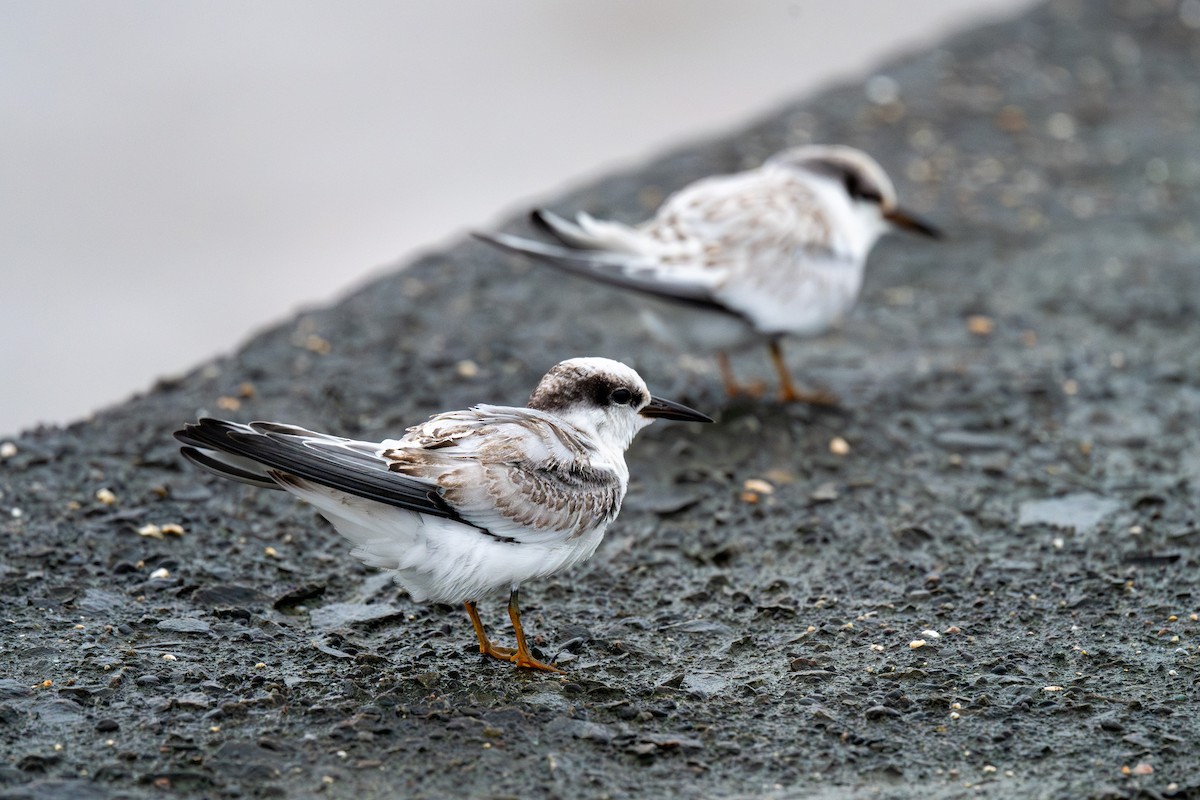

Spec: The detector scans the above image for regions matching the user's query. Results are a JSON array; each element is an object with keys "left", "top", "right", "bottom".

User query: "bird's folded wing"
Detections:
[
  {"left": 474, "top": 230, "right": 741, "bottom": 317},
  {"left": 646, "top": 169, "right": 853, "bottom": 334},
  {"left": 385, "top": 407, "right": 626, "bottom": 543},
  {"left": 175, "top": 419, "right": 475, "bottom": 526}
]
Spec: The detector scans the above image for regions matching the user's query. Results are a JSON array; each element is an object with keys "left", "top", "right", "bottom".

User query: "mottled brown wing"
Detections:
[
  {"left": 645, "top": 168, "right": 836, "bottom": 275},
  {"left": 384, "top": 409, "right": 626, "bottom": 543}
]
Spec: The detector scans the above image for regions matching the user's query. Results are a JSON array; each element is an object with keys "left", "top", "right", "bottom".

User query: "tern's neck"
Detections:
[
  {"left": 807, "top": 178, "right": 889, "bottom": 260},
  {"left": 846, "top": 203, "right": 890, "bottom": 257},
  {"left": 554, "top": 408, "right": 644, "bottom": 467}
]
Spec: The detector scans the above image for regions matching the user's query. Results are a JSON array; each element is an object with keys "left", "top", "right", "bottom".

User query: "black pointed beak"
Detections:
[
  {"left": 884, "top": 207, "right": 942, "bottom": 240},
  {"left": 640, "top": 395, "right": 714, "bottom": 423}
]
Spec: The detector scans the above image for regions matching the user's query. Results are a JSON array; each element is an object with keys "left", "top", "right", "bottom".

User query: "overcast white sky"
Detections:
[{"left": 0, "top": 0, "right": 1034, "bottom": 435}]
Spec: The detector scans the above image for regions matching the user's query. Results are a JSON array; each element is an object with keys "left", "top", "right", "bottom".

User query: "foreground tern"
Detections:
[
  {"left": 476, "top": 145, "right": 940, "bottom": 404},
  {"left": 175, "top": 358, "right": 712, "bottom": 672}
]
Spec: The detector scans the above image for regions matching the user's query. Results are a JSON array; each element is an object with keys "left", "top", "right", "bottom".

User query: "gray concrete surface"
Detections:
[{"left": 1, "top": 2, "right": 1198, "bottom": 798}]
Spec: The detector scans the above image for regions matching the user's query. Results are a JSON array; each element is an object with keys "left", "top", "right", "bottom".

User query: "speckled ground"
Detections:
[{"left": 2, "top": 2, "right": 1199, "bottom": 798}]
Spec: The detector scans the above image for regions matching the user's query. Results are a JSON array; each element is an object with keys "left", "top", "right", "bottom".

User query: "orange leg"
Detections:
[
  {"left": 464, "top": 599, "right": 517, "bottom": 659},
  {"left": 505, "top": 589, "right": 562, "bottom": 673},
  {"left": 463, "top": 591, "right": 562, "bottom": 673},
  {"left": 768, "top": 340, "right": 839, "bottom": 406},
  {"left": 715, "top": 352, "right": 765, "bottom": 398}
]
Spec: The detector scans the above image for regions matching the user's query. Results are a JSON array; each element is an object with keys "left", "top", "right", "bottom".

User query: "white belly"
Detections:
[
  {"left": 628, "top": 260, "right": 863, "bottom": 353},
  {"left": 286, "top": 482, "right": 607, "bottom": 603},
  {"left": 374, "top": 513, "right": 606, "bottom": 603}
]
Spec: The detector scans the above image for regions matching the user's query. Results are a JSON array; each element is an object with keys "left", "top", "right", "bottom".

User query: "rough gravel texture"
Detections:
[{"left": 2, "top": 2, "right": 1199, "bottom": 798}]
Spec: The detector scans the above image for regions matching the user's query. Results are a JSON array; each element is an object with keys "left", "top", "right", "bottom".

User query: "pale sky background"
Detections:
[{"left": 0, "top": 0, "right": 1035, "bottom": 435}]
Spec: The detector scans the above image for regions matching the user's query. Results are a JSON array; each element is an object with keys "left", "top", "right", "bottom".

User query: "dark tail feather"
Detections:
[
  {"left": 473, "top": 230, "right": 739, "bottom": 317},
  {"left": 529, "top": 208, "right": 584, "bottom": 246},
  {"left": 175, "top": 419, "right": 281, "bottom": 489},
  {"left": 179, "top": 445, "right": 280, "bottom": 489}
]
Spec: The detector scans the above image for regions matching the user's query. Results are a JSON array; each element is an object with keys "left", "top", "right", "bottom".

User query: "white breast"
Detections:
[{"left": 282, "top": 481, "right": 608, "bottom": 603}]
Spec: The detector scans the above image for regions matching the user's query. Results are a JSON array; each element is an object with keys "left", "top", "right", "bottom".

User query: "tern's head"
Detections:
[
  {"left": 528, "top": 357, "right": 712, "bottom": 449},
  {"left": 767, "top": 145, "right": 941, "bottom": 245}
]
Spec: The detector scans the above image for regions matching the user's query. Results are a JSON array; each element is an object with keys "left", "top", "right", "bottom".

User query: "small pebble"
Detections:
[
  {"left": 216, "top": 396, "right": 241, "bottom": 411},
  {"left": 456, "top": 360, "right": 480, "bottom": 378},
  {"left": 995, "top": 105, "right": 1028, "bottom": 132},
  {"left": 0, "top": 442, "right": 17, "bottom": 458},
  {"left": 137, "top": 524, "right": 164, "bottom": 540},
  {"left": 864, "top": 74, "right": 899, "bottom": 105},
  {"left": 739, "top": 477, "right": 777, "bottom": 505},
  {"left": 303, "top": 334, "right": 331, "bottom": 355},
  {"left": 810, "top": 482, "right": 839, "bottom": 502},
  {"left": 966, "top": 315, "right": 995, "bottom": 335},
  {"left": 161, "top": 653, "right": 177, "bottom": 661},
  {"left": 920, "top": 629, "right": 941, "bottom": 639},
  {"left": 149, "top": 567, "right": 170, "bottom": 580},
  {"left": 96, "top": 488, "right": 117, "bottom": 506},
  {"left": 1047, "top": 112, "right": 1077, "bottom": 140},
  {"left": 161, "top": 523, "right": 184, "bottom": 537},
  {"left": 1043, "top": 685, "right": 1064, "bottom": 692},
  {"left": 264, "top": 546, "right": 279, "bottom": 558},
  {"left": 909, "top": 639, "right": 927, "bottom": 649},
  {"left": 829, "top": 437, "right": 851, "bottom": 456}
]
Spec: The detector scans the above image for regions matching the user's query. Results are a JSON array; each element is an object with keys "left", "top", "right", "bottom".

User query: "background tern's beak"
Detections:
[
  {"left": 640, "top": 396, "right": 714, "bottom": 423},
  {"left": 883, "top": 208, "right": 942, "bottom": 239}
]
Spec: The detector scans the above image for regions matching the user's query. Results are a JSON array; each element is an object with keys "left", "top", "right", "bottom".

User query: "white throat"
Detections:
[
  {"left": 555, "top": 406, "right": 648, "bottom": 466},
  {"left": 806, "top": 176, "right": 889, "bottom": 261}
]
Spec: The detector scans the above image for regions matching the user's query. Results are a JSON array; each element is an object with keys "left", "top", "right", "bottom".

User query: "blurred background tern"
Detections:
[{"left": 477, "top": 145, "right": 940, "bottom": 404}]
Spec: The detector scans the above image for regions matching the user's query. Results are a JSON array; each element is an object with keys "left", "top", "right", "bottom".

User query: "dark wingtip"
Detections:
[
  {"left": 173, "top": 418, "right": 215, "bottom": 446},
  {"left": 173, "top": 418, "right": 257, "bottom": 454},
  {"left": 471, "top": 229, "right": 501, "bottom": 245},
  {"left": 530, "top": 208, "right": 567, "bottom": 241}
]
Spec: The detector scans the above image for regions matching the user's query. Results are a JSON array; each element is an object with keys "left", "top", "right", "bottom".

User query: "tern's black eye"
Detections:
[
  {"left": 610, "top": 387, "right": 634, "bottom": 405},
  {"left": 843, "top": 170, "right": 884, "bottom": 205}
]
